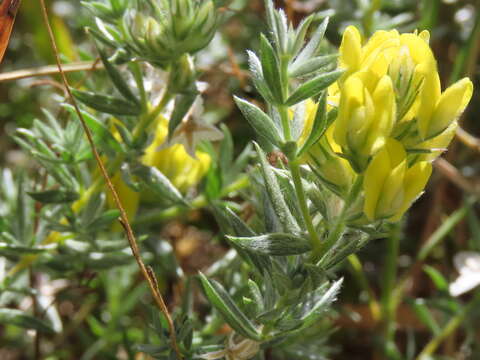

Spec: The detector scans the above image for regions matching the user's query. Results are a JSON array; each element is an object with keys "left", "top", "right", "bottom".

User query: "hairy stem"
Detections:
[{"left": 289, "top": 160, "right": 322, "bottom": 254}]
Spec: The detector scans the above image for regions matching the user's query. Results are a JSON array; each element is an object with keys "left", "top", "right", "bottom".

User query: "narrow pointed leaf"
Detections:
[
  {"left": 289, "top": 54, "right": 338, "bottom": 78},
  {"left": 28, "top": 190, "right": 79, "bottom": 204},
  {"left": 234, "top": 96, "right": 282, "bottom": 146},
  {"left": 169, "top": 93, "right": 197, "bottom": 140},
  {"left": 254, "top": 143, "right": 300, "bottom": 233},
  {"left": 298, "top": 92, "right": 333, "bottom": 156},
  {"left": 227, "top": 233, "right": 311, "bottom": 256},
  {"left": 71, "top": 89, "right": 140, "bottom": 116},
  {"left": 131, "top": 165, "right": 186, "bottom": 205},
  {"left": 0, "top": 309, "right": 55, "bottom": 334},
  {"left": 198, "top": 273, "right": 262, "bottom": 341},
  {"left": 259, "top": 34, "right": 284, "bottom": 104},
  {"left": 286, "top": 69, "right": 344, "bottom": 106},
  {"left": 98, "top": 47, "right": 140, "bottom": 104},
  {"left": 63, "top": 104, "right": 123, "bottom": 154},
  {"left": 292, "top": 17, "right": 329, "bottom": 67}
]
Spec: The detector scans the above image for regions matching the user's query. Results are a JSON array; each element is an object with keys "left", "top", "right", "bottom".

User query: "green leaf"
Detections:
[
  {"left": 248, "top": 279, "right": 264, "bottom": 314},
  {"left": 423, "top": 265, "right": 448, "bottom": 292},
  {"left": 255, "top": 143, "right": 300, "bottom": 233},
  {"left": 219, "top": 124, "right": 234, "bottom": 179},
  {"left": 234, "top": 97, "right": 282, "bottom": 147},
  {"left": 98, "top": 47, "right": 140, "bottom": 104},
  {"left": 132, "top": 165, "right": 186, "bottom": 205},
  {"left": 301, "top": 278, "right": 342, "bottom": 328},
  {"left": 0, "top": 243, "right": 56, "bottom": 257},
  {"left": 63, "top": 104, "right": 123, "bottom": 154},
  {"left": 291, "top": 14, "right": 314, "bottom": 56},
  {"left": 247, "top": 50, "right": 275, "bottom": 104},
  {"left": 205, "top": 165, "right": 222, "bottom": 201},
  {"left": 88, "top": 209, "right": 121, "bottom": 230},
  {"left": 298, "top": 92, "right": 331, "bottom": 157},
  {"left": 28, "top": 190, "right": 79, "bottom": 204},
  {"left": 227, "top": 233, "right": 311, "bottom": 256},
  {"left": 410, "top": 299, "right": 441, "bottom": 336},
  {"left": 259, "top": 34, "right": 284, "bottom": 104},
  {"left": 71, "top": 88, "right": 140, "bottom": 116},
  {"left": 292, "top": 17, "right": 329, "bottom": 66},
  {"left": 289, "top": 54, "right": 338, "bottom": 78},
  {"left": 198, "top": 273, "right": 262, "bottom": 341},
  {"left": 286, "top": 69, "right": 344, "bottom": 106},
  {"left": 0, "top": 309, "right": 55, "bottom": 334}
]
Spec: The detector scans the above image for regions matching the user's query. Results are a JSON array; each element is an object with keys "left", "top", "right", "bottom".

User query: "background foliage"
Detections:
[{"left": 0, "top": 0, "right": 479, "bottom": 359}]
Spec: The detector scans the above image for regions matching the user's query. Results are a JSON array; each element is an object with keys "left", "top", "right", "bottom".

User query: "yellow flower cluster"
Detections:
[
  {"left": 307, "top": 26, "right": 473, "bottom": 222},
  {"left": 109, "top": 115, "right": 211, "bottom": 221}
]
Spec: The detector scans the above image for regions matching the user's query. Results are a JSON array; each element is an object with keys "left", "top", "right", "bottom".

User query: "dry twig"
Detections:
[{"left": 38, "top": 0, "right": 182, "bottom": 357}]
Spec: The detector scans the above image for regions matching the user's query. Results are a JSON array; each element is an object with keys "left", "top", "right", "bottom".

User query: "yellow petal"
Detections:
[
  {"left": 371, "top": 75, "right": 396, "bottom": 137},
  {"left": 334, "top": 75, "right": 365, "bottom": 147},
  {"left": 383, "top": 138, "right": 405, "bottom": 168},
  {"left": 339, "top": 26, "right": 362, "bottom": 70},
  {"left": 375, "top": 160, "right": 406, "bottom": 218},
  {"left": 418, "top": 30, "right": 430, "bottom": 44},
  {"left": 363, "top": 140, "right": 403, "bottom": 220},
  {"left": 417, "top": 122, "right": 457, "bottom": 161},
  {"left": 417, "top": 68, "right": 441, "bottom": 139},
  {"left": 400, "top": 33, "right": 435, "bottom": 66},
  {"left": 429, "top": 78, "right": 473, "bottom": 137},
  {"left": 390, "top": 161, "right": 432, "bottom": 221}
]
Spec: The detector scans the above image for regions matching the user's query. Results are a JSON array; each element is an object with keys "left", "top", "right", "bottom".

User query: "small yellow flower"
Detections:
[
  {"left": 363, "top": 138, "right": 431, "bottom": 221},
  {"left": 142, "top": 115, "right": 211, "bottom": 192}
]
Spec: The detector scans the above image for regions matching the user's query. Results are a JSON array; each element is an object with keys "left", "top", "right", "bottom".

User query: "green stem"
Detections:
[
  {"left": 134, "top": 175, "right": 250, "bottom": 226},
  {"left": 312, "top": 176, "right": 362, "bottom": 263},
  {"left": 278, "top": 104, "right": 322, "bottom": 257},
  {"left": 278, "top": 105, "right": 292, "bottom": 141},
  {"left": 381, "top": 223, "right": 401, "bottom": 355},
  {"left": 289, "top": 160, "right": 322, "bottom": 255},
  {"left": 348, "top": 254, "right": 381, "bottom": 322},
  {"left": 129, "top": 61, "right": 148, "bottom": 113},
  {"left": 391, "top": 204, "right": 470, "bottom": 306},
  {"left": 362, "top": 0, "right": 381, "bottom": 37}
]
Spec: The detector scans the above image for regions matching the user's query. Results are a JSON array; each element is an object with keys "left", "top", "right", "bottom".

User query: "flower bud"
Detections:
[
  {"left": 422, "top": 77, "right": 473, "bottom": 139},
  {"left": 308, "top": 127, "right": 355, "bottom": 197},
  {"left": 363, "top": 139, "right": 431, "bottom": 221},
  {"left": 125, "top": 0, "right": 217, "bottom": 67}
]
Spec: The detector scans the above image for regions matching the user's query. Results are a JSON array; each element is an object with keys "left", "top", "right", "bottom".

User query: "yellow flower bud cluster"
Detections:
[
  {"left": 306, "top": 26, "right": 473, "bottom": 222},
  {"left": 109, "top": 115, "right": 211, "bottom": 222}
]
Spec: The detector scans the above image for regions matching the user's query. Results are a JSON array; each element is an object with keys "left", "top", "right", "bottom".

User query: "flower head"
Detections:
[{"left": 333, "top": 26, "right": 473, "bottom": 170}]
